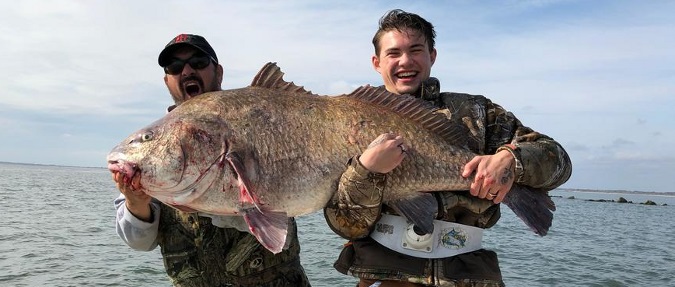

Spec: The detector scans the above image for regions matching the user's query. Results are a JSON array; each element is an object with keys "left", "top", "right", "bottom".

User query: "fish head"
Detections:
[{"left": 107, "top": 107, "right": 233, "bottom": 208}]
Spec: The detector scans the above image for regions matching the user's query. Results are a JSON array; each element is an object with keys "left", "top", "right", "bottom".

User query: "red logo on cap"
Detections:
[{"left": 175, "top": 34, "right": 188, "bottom": 43}]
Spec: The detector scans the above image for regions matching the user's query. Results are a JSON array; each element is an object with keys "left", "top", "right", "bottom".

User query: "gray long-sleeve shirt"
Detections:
[
  {"left": 114, "top": 194, "right": 251, "bottom": 251},
  {"left": 113, "top": 194, "right": 161, "bottom": 251}
]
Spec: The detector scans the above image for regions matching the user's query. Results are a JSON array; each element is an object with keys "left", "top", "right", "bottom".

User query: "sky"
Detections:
[{"left": 1, "top": 0, "right": 673, "bottom": 193}]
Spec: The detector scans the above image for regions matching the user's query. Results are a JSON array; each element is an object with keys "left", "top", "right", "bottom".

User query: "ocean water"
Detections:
[{"left": 1, "top": 162, "right": 673, "bottom": 287}]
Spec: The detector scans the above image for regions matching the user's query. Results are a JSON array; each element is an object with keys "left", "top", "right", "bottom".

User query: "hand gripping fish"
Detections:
[{"left": 107, "top": 62, "right": 556, "bottom": 254}]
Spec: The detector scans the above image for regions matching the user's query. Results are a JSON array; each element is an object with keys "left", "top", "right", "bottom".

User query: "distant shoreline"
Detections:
[
  {"left": 0, "top": 161, "right": 105, "bottom": 169},
  {"left": 557, "top": 188, "right": 675, "bottom": 197},
  {"left": 0, "top": 161, "right": 673, "bottom": 195}
]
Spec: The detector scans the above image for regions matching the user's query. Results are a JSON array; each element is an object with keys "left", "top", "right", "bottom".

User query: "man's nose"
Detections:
[
  {"left": 399, "top": 52, "right": 413, "bottom": 65},
  {"left": 181, "top": 63, "right": 196, "bottom": 75}
]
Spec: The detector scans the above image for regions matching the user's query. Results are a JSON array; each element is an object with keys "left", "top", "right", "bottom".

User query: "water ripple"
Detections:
[{"left": 1, "top": 163, "right": 674, "bottom": 287}]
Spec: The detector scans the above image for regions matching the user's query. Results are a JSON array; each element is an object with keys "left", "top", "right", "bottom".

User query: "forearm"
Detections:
[
  {"left": 324, "top": 156, "right": 386, "bottom": 239},
  {"left": 487, "top": 102, "right": 572, "bottom": 190},
  {"left": 506, "top": 126, "right": 572, "bottom": 190},
  {"left": 513, "top": 138, "right": 572, "bottom": 189},
  {"left": 114, "top": 194, "right": 161, "bottom": 251}
]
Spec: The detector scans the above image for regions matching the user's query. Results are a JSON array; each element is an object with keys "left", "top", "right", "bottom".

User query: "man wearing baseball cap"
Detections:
[
  {"left": 112, "top": 33, "right": 312, "bottom": 287},
  {"left": 158, "top": 33, "right": 223, "bottom": 108}
]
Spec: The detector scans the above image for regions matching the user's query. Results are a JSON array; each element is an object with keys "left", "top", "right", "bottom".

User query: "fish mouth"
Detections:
[{"left": 107, "top": 159, "right": 138, "bottom": 186}]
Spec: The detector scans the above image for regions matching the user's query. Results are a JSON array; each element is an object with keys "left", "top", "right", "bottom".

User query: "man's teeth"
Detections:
[{"left": 397, "top": 72, "right": 416, "bottom": 77}]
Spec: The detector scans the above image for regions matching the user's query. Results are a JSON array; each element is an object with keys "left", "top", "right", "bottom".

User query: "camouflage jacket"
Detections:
[
  {"left": 324, "top": 77, "right": 572, "bottom": 286},
  {"left": 157, "top": 204, "right": 311, "bottom": 287}
]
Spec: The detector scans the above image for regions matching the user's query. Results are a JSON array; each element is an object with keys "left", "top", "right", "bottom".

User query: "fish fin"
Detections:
[
  {"left": 242, "top": 208, "right": 289, "bottom": 254},
  {"left": 227, "top": 150, "right": 290, "bottom": 254},
  {"left": 387, "top": 193, "right": 438, "bottom": 234},
  {"left": 250, "top": 62, "right": 319, "bottom": 96},
  {"left": 226, "top": 152, "right": 261, "bottom": 211},
  {"left": 342, "top": 85, "right": 466, "bottom": 146},
  {"left": 502, "top": 184, "right": 556, "bottom": 236}
]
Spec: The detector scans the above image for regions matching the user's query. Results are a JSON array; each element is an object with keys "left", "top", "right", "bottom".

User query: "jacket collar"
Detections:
[{"left": 416, "top": 77, "right": 441, "bottom": 101}]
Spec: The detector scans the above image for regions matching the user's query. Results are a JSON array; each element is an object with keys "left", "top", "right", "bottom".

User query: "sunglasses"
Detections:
[{"left": 164, "top": 54, "right": 214, "bottom": 75}]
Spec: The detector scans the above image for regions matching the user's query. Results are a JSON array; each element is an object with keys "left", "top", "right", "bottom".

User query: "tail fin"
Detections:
[{"left": 502, "top": 185, "right": 556, "bottom": 236}]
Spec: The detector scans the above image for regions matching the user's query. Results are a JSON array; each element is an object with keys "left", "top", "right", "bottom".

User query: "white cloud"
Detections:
[{"left": 0, "top": 0, "right": 673, "bottom": 192}]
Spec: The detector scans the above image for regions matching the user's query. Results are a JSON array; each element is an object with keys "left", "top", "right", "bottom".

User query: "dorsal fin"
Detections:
[
  {"left": 250, "top": 62, "right": 313, "bottom": 95},
  {"left": 345, "top": 85, "right": 464, "bottom": 145}
]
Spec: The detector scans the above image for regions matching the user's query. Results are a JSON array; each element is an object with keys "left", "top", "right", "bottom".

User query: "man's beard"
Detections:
[{"left": 170, "top": 76, "right": 219, "bottom": 104}]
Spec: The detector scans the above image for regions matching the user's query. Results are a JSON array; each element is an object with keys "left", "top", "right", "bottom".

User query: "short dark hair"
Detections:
[{"left": 372, "top": 9, "right": 436, "bottom": 56}]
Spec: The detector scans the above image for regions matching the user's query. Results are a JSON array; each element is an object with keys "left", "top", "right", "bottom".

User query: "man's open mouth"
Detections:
[
  {"left": 184, "top": 81, "right": 203, "bottom": 96},
  {"left": 396, "top": 71, "right": 417, "bottom": 79}
]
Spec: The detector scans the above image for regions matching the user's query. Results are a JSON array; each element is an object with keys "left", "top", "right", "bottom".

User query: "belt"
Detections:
[{"left": 370, "top": 214, "right": 484, "bottom": 259}]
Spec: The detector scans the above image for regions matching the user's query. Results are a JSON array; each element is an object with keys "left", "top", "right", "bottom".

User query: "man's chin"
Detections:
[
  {"left": 391, "top": 78, "right": 420, "bottom": 92},
  {"left": 395, "top": 85, "right": 419, "bottom": 95}
]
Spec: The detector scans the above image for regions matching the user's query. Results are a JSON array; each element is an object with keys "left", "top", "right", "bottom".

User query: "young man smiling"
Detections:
[{"left": 325, "top": 10, "right": 572, "bottom": 287}]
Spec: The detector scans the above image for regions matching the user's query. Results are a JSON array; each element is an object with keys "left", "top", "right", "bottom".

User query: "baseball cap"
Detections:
[{"left": 157, "top": 34, "right": 218, "bottom": 67}]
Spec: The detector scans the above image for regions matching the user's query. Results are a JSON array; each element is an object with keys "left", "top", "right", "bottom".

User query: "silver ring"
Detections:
[
  {"left": 488, "top": 192, "right": 497, "bottom": 197},
  {"left": 398, "top": 143, "right": 406, "bottom": 153}
]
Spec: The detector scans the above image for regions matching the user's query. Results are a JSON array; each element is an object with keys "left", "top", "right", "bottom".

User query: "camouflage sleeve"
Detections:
[
  {"left": 323, "top": 155, "right": 387, "bottom": 240},
  {"left": 489, "top": 102, "right": 572, "bottom": 190}
]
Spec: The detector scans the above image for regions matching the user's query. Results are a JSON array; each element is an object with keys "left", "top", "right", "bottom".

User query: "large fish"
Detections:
[{"left": 107, "top": 62, "right": 555, "bottom": 254}]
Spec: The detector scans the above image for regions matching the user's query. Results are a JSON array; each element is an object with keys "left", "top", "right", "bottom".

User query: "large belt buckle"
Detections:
[
  {"left": 371, "top": 214, "right": 483, "bottom": 259},
  {"left": 401, "top": 222, "right": 434, "bottom": 253}
]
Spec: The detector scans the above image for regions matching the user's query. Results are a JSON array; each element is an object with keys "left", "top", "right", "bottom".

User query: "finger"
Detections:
[
  {"left": 482, "top": 178, "right": 498, "bottom": 199},
  {"left": 494, "top": 189, "right": 508, "bottom": 204},
  {"left": 112, "top": 172, "right": 134, "bottom": 193},
  {"left": 116, "top": 172, "right": 127, "bottom": 184},
  {"left": 395, "top": 138, "right": 408, "bottom": 153},
  {"left": 470, "top": 173, "right": 483, "bottom": 196},
  {"left": 113, "top": 171, "right": 123, "bottom": 182},
  {"left": 485, "top": 190, "right": 497, "bottom": 200},
  {"left": 384, "top": 135, "right": 401, "bottom": 147},
  {"left": 479, "top": 184, "right": 493, "bottom": 199},
  {"left": 367, "top": 138, "right": 382, "bottom": 148},
  {"left": 478, "top": 174, "right": 497, "bottom": 199},
  {"left": 368, "top": 133, "right": 394, "bottom": 148},
  {"left": 131, "top": 174, "right": 142, "bottom": 191},
  {"left": 462, "top": 157, "right": 480, "bottom": 178}
]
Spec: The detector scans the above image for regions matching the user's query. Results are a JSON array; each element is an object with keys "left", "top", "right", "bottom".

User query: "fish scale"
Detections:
[{"left": 107, "top": 62, "right": 555, "bottom": 254}]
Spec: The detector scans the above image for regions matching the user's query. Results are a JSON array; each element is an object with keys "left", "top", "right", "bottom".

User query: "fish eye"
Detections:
[{"left": 140, "top": 132, "right": 153, "bottom": 142}]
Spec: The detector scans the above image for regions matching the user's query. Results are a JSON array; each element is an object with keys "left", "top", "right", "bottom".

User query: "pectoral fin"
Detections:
[
  {"left": 226, "top": 151, "right": 260, "bottom": 210},
  {"left": 387, "top": 193, "right": 438, "bottom": 234},
  {"left": 502, "top": 184, "right": 555, "bottom": 236},
  {"left": 242, "top": 208, "right": 289, "bottom": 254}
]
